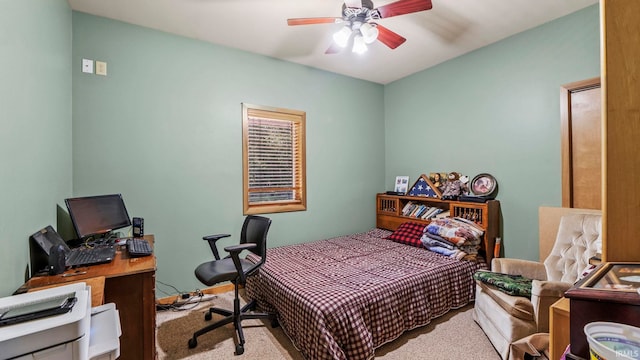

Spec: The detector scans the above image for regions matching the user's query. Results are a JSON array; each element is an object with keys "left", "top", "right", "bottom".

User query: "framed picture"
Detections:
[
  {"left": 407, "top": 174, "right": 442, "bottom": 198},
  {"left": 394, "top": 176, "right": 409, "bottom": 194},
  {"left": 428, "top": 172, "right": 447, "bottom": 190},
  {"left": 470, "top": 173, "right": 497, "bottom": 196},
  {"left": 566, "top": 262, "right": 640, "bottom": 303},
  {"left": 588, "top": 263, "right": 640, "bottom": 292}
]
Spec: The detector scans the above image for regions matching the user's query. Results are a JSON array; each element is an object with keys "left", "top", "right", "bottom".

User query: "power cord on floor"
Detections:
[{"left": 156, "top": 281, "right": 208, "bottom": 312}]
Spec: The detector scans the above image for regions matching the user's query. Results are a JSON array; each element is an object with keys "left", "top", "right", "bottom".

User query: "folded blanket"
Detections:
[
  {"left": 420, "top": 233, "right": 455, "bottom": 250},
  {"left": 453, "top": 217, "right": 485, "bottom": 235},
  {"left": 425, "top": 218, "right": 483, "bottom": 246},
  {"left": 473, "top": 271, "right": 532, "bottom": 298},
  {"left": 422, "top": 243, "right": 467, "bottom": 260}
]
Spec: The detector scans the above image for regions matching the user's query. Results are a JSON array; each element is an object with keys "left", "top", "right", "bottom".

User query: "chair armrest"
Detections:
[
  {"left": 202, "top": 234, "right": 231, "bottom": 260},
  {"left": 532, "top": 280, "right": 571, "bottom": 297},
  {"left": 224, "top": 243, "right": 257, "bottom": 254},
  {"left": 491, "top": 258, "right": 547, "bottom": 280},
  {"left": 530, "top": 279, "right": 572, "bottom": 332},
  {"left": 225, "top": 243, "right": 257, "bottom": 284},
  {"left": 203, "top": 234, "right": 231, "bottom": 241}
]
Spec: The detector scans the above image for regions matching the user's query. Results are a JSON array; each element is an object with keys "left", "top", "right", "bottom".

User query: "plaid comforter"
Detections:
[{"left": 245, "top": 228, "right": 485, "bottom": 360}]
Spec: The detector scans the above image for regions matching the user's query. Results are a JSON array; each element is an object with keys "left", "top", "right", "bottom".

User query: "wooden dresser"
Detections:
[{"left": 564, "top": 262, "right": 640, "bottom": 359}]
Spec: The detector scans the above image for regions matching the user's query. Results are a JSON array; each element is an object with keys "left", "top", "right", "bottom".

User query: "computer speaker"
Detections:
[
  {"left": 48, "top": 244, "right": 66, "bottom": 275},
  {"left": 133, "top": 217, "right": 144, "bottom": 238}
]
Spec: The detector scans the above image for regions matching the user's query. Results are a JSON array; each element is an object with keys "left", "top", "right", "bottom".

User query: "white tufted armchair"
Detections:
[{"left": 473, "top": 212, "right": 602, "bottom": 360}]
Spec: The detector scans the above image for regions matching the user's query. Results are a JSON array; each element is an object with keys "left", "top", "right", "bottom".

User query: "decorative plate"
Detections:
[{"left": 471, "top": 173, "right": 497, "bottom": 197}]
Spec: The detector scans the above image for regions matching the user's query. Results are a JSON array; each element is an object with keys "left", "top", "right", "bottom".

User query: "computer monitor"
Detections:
[{"left": 64, "top": 194, "right": 132, "bottom": 239}]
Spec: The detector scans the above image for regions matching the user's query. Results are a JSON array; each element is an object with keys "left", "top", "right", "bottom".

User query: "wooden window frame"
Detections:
[{"left": 242, "top": 103, "right": 306, "bottom": 215}]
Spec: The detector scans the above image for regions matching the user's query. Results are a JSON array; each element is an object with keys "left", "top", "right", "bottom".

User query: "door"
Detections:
[{"left": 560, "top": 77, "right": 601, "bottom": 209}]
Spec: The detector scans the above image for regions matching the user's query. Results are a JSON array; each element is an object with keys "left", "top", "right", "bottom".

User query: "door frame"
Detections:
[{"left": 560, "top": 77, "right": 601, "bottom": 207}]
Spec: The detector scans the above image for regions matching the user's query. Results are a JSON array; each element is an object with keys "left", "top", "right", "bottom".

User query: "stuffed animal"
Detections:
[
  {"left": 441, "top": 172, "right": 469, "bottom": 199},
  {"left": 459, "top": 175, "right": 470, "bottom": 185}
]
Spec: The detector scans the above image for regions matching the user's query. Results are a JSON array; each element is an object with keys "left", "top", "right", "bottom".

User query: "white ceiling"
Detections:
[{"left": 67, "top": 0, "right": 598, "bottom": 84}]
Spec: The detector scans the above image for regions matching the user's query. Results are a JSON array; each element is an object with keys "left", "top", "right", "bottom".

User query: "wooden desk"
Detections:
[
  {"left": 28, "top": 276, "right": 106, "bottom": 307},
  {"left": 20, "top": 235, "right": 157, "bottom": 360},
  {"left": 550, "top": 297, "right": 570, "bottom": 360}
]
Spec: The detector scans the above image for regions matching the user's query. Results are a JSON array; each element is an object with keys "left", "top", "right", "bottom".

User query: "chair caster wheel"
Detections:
[
  {"left": 271, "top": 319, "right": 279, "bottom": 328},
  {"left": 235, "top": 344, "right": 244, "bottom": 355},
  {"left": 188, "top": 337, "right": 197, "bottom": 349},
  {"left": 204, "top": 312, "right": 212, "bottom": 321}
]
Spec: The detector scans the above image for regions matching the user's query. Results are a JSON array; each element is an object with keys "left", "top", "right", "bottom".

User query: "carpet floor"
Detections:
[{"left": 156, "top": 290, "right": 501, "bottom": 360}]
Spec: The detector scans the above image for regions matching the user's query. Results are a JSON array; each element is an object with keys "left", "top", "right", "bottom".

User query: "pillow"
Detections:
[{"left": 385, "top": 222, "right": 425, "bottom": 248}]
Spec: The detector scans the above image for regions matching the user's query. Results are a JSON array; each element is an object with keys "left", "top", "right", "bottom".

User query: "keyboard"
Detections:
[
  {"left": 67, "top": 246, "right": 116, "bottom": 267},
  {"left": 127, "top": 238, "right": 153, "bottom": 257}
]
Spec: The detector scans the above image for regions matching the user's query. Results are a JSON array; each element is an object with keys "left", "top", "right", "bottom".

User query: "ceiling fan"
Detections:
[{"left": 287, "top": 0, "right": 433, "bottom": 54}]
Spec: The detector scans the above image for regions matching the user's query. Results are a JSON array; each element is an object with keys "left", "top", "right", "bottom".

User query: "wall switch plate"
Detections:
[
  {"left": 95, "top": 61, "right": 107, "bottom": 76},
  {"left": 82, "top": 58, "right": 94, "bottom": 74}
]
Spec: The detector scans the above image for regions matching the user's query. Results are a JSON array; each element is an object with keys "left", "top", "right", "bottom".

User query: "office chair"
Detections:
[{"left": 188, "top": 215, "right": 277, "bottom": 355}]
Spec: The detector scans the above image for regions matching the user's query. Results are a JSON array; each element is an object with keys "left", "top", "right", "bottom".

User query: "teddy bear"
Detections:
[{"left": 441, "top": 172, "right": 469, "bottom": 200}]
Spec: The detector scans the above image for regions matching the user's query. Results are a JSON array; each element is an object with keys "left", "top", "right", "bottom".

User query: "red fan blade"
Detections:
[
  {"left": 287, "top": 17, "right": 342, "bottom": 26},
  {"left": 344, "top": 0, "right": 362, "bottom": 8},
  {"left": 376, "top": 0, "right": 432, "bottom": 18},
  {"left": 375, "top": 24, "right": 406, "bottom": 49}
]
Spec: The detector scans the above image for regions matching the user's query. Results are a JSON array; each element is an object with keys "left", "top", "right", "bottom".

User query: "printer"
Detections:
[{"left": 0, "top": 282, "right": 121, "bottom": 360}]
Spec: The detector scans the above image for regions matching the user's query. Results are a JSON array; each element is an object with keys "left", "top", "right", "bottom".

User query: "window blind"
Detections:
[{"left": 247, "top": 116, "right": 301, "bottom": 203}]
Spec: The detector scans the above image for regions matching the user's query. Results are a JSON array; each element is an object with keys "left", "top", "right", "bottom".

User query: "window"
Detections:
[{"left": 242, "top": 103, "right": 306, "bottom": 214}]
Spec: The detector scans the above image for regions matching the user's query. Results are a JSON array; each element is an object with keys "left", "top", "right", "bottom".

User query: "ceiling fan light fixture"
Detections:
[
  {"left": 352, "top": 35, "right": 368, "bottom": 54},
  {"left": 333, "top": 26, "right": 352, "bottom": 48},
  {"left": 360, "top": 23, "right": 378, "bottom": 44},
  {"left": 287, "top": 0, "right": 434, "bottom": 54}
]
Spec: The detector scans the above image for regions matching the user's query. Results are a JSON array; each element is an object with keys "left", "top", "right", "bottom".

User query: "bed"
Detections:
[{"left": 245, "top": 224, "right": 487, "bottom": 360}]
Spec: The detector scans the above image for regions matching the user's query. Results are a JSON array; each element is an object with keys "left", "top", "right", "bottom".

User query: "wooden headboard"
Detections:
[
  {"left": 538, "top": 206, "right": 602, "bottom": 262},
  {"left": 376, "top": 194, "right": 501, "bottom": 263}
]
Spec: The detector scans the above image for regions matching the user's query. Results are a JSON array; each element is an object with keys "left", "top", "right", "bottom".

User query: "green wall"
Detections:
[
  {"left": 0, "top": 0, "right": 72, "bottom": 296},
  {"left": 384, "top": 5, "right": 600, "bottom": 260},
  {"left": 0, "top": 3, "right": 599, "bottom": 297},
  {"left": 71, "top": 13, "right": 385, "bottom": 293}
]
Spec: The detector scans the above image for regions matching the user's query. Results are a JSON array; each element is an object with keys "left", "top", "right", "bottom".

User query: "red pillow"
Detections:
[{"left": 385, "top": 222, "right": 425, "bottom": 248}]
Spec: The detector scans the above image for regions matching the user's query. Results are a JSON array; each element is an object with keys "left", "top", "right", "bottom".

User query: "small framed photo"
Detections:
[
  {"left": 428, "top": 172, "right": 447, "bottom": 190},
  {"left": 471, "top": 173, "right": 497, "bottom": 196},
  {"left": 394, "top": 176, "right": 410, "bottom": 194}
]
